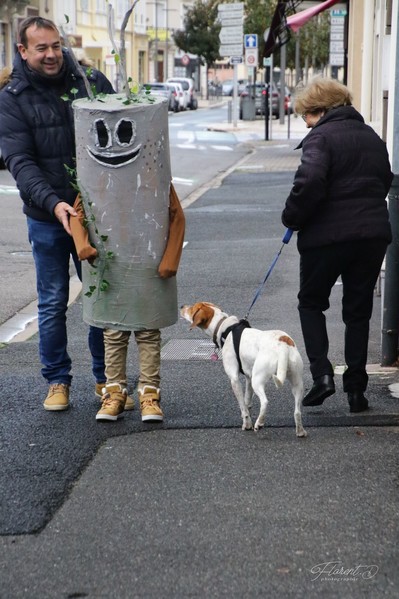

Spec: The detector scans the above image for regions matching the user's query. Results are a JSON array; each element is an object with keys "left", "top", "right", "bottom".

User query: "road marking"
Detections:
[
  {"left": 210, "top": 145, "right": 233, "bottom": 151},
  {"left": 175, "top": 144, "right": 207, "bottom": 150},
  {"left": 172, "top": 177, "right": 194, "bottom": 186},
  {"left": 0, "top": 185, "right": 19, "bottom": 194}
]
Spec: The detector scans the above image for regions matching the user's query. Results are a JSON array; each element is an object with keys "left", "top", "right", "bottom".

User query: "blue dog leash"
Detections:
[{"left": 243, "top": 228, "right": 294, "bottom": 321}]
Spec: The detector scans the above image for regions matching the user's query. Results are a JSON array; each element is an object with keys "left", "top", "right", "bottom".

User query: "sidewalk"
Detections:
[{"left": 199, "top": 96, "right": 306, "bottom": 142}]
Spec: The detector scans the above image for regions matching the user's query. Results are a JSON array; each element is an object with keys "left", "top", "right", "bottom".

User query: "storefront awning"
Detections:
[{"left": 287, "top": 0, "right": 342, "bottom": 33}]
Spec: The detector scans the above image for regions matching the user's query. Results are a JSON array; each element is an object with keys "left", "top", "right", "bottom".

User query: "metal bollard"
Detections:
[
  {"left": 227, "top": 100, "right": 232, "bottom": 123},
  {"left": 381, "top": 174, "right": 399, "bottom": 365}
]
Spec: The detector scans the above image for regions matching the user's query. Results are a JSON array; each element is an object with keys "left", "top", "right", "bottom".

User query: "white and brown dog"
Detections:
[{"left": 180, "top": 302, "right": 307, "bottom": 437}]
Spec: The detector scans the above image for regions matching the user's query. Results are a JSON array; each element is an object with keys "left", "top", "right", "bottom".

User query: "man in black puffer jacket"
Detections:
[
  {"left": 282, "top": 77, "right": 393, "bottom": 414},
  {"left": 0, "top": 16, "right": 114, "bottom": 411}
]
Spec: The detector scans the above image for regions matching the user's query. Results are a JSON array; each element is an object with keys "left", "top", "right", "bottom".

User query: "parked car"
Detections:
[
  {"left": 239, "top": 82, "right": 279, "bottom": 119},
  {"left": 222, "top": 78, "right": 247, "bottom": 96},
  {"left": 167, "top": 81, "right": 187, "bottom": 111},
  {"left": 277, "top": 84, "right": 294, "bottom": 115},
  {"left": 165, "top": 82, "right": 181, "bottom": 112},
  {"left": 208, "top": 80, "right": 223, "bottom": 98},
  {"left": 143, "top": 82, "right": 175, "bottom": 111},
  {"left": 166, "top": 77, "right": 197, "bottom": 110}
]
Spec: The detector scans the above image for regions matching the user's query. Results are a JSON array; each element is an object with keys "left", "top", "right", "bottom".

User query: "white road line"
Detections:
[
  {"left": 210, "top": 145, "right": 233, "bottom": 151},
  {"left": 175, "top": 144, "right": 206, "bottom": 150},
  {"left": 0, "top": 185, "right": 19, "bottom": 194},
  {"left": 172, "top": 177, "right": 194, "bottom": 186}
]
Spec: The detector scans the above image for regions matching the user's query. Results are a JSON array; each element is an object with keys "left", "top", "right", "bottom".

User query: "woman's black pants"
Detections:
[{"left": 298, "top": 239, "right": 388, "bottom": 393}]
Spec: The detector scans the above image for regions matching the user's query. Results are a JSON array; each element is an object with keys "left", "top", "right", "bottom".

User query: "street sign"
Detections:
[
  {"left": 230, "top": 56, "right": 243, "bottom": 65},
  {"left": 244, "top": 33, "right": 258, "bottom": 49},
  {"left": 218, "top": 2, "right": 244, "bottom": 12},
  {"left": 330, "top": 53, "right": 345, "bottom": 66},
  {"left": 245, "top": 48, "right": 258, "bottom": 68},
  {"left": 219, "top": 26, "right": 243, "bottom": 44},
  {"left": 218, "top": 2, "right": 243, "bottom": 57},
  {"left": 329, "top": 10, "right": 345, "bottom": 68},
  {"left": 219, "top": 44, "right": 243, "bottom": 57},
  {"left": 218, "top": 17, "right": 242, "bottom": 26}
]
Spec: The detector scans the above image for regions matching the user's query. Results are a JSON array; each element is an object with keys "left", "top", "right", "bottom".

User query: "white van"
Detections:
[{"left": 166, "top": 77, "right": 198, "bottom": 110}]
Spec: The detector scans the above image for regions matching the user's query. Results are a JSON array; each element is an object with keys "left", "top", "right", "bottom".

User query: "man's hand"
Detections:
[{"left": 54, "top": 202, "right": 78, "bottom": 236}]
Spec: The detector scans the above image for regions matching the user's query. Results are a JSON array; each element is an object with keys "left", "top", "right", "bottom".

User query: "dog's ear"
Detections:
[
  {"left": 191, "top": 304, "right": 212, "bottom": 329},
  {"left": 191, "top": 307, "right": 205, "bottom": 329}
]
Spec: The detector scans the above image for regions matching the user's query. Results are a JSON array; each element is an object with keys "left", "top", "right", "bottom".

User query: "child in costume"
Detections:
[{"left": 71, "top": 94, "right": 184, "bottom": 422}]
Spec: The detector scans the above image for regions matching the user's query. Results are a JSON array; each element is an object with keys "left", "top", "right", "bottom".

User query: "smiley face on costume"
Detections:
[{"left": 86, "top": 117, "right": 141, "bottom": 168}]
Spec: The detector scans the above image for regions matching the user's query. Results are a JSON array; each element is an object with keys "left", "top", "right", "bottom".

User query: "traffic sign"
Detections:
[
  {"left": 230, "top": 56, "right": 243, "bottom": 65},
  {"left": 218, "top": 17, "right": 242, "bottom": 26},
  {"left": 219, "top": 26, "right": 243, "bottom": 44},
  {"left": 245, "top": 48, "right": 258, "bottom": 68},
  {"left": 219, "top": 44, "right": 243, "bottom": 57},
  {"left": 218, "top": 2, "right": 244, "bottom": 12},
  {"left": 244, "top": 34, "right": 258, "bottom": 49}
]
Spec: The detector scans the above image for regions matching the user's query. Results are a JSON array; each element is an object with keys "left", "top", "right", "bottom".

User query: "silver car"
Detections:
[{"left": 143, "top": 83, "right": 175, "bottom": 111}]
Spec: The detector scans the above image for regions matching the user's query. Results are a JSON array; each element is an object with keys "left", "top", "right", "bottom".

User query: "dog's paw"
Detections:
[
  {"left": 296, "top": 429, "right": 308, "bottom": 438},
  {"left": 242, "top": 418, "right": 253, "bottom": 431},
  {"left": 254, "top": 419, "right": 265, "bottom": 432}
]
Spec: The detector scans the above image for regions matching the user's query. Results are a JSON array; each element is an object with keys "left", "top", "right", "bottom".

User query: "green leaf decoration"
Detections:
[{"left": 100, "top": 280, "right": 110, "bottom": 292}]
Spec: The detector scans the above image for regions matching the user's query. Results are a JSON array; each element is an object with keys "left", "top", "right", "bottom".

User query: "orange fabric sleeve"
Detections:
[
  {"left": 70, "top": 194, "right": 98, "bottom": 262},
  {"left": 158, "top": 183, "right": 186, "bottom": 278}
]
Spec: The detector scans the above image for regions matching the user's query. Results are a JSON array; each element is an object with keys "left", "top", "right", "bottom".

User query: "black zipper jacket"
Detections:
[
  {"left": 282, "top": 105, "right": 393, "bottom": 252},
  {"left": 0, "top": 50, "right": 114, "bottom": 222}
]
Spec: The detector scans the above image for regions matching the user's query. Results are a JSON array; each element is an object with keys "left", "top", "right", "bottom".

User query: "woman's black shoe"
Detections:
[
  {"left": 348, "top": 391, "right": 369, "bottom": 413},
  {"left": 302, "top": 375, "right": 335, "bottom": 407}
]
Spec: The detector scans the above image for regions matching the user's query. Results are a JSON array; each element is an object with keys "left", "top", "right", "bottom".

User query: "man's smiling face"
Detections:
[{"left": 18, "top": 24, "right": 63, "bottom": 77}]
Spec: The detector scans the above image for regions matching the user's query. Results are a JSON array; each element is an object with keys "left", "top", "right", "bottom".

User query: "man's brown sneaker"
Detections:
[
  {"left": 138, "top": 386, "right": 163, "bottom": 422},
  {"left": 43, "top": 383, "right": 70, "bottom": 411},
  {"left": 96, "top": 383, "right": 127, "bottom": 421},
  {"left": 95, "top": 382, "right": 134, "bottom": 410}
]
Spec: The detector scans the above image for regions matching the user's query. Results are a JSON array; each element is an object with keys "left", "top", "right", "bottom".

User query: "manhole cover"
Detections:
[{"left": 161, "top": 339, "right": 222, "bottom": 361}]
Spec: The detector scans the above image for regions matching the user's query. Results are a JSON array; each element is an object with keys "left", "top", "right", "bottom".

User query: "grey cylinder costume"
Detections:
[{"left": 73, "top": 94, "right": 177, "bottom": 330}]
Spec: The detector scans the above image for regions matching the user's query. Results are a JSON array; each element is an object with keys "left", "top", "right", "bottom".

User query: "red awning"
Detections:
[{"left": 287, "top": 0, "right": 342, "bottom": 33}]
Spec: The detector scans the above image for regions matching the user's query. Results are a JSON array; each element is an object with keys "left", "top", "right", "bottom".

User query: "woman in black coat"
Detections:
[{"left": 282, "top": 77, "right": 393, "bottom": 413}]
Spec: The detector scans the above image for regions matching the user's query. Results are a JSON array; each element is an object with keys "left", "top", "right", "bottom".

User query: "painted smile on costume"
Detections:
[{"left": 86, "top": 117, "right": 142, "bottom": 168}]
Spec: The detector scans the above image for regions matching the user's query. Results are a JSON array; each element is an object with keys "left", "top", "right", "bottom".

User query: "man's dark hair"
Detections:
[{"left": 18, "top": 16, "right": 59, "bottom": 48}]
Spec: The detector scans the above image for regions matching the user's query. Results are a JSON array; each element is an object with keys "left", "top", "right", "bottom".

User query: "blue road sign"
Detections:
[{"left": 244, "top": 34, "right": 258, "bottom": 49}]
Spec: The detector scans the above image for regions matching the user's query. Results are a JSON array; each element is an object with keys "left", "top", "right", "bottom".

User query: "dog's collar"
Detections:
[{"left": 213, "top": 316, "right": 228, "bottom": 348}]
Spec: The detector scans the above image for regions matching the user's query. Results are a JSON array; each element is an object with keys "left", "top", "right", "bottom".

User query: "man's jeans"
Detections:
[{"left": 27, "top": 217, "right": 105, "bottom": 385}]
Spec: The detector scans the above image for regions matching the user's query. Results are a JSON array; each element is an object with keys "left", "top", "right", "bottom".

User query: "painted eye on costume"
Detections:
[
  {"left": 94, "top": 119, "right": 111, "bottom": 149},
  {"left": 115, "top": 119, "right": 136, "bottom": 146}
]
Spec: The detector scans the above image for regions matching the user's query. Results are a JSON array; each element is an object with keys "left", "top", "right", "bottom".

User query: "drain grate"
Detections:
[{"left": 161, "top": 339, "right": 222, "bottom": 361}]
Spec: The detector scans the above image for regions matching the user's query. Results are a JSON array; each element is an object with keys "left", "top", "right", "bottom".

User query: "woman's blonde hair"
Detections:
[{"left": 294, "top": 77, "right": 353, "bottom": 115}]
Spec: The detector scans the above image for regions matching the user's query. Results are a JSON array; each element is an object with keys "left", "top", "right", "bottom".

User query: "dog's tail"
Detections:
[{"left": 272, "top": 338, "right": 292, "bottom": 388}]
